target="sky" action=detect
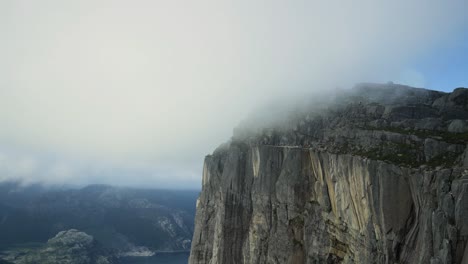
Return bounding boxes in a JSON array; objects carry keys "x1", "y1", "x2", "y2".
[{"x1": 0, "y1": 0, "x2": 467, "y2": 189}]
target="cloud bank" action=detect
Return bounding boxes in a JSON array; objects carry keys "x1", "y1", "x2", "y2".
[{"x1": 0, "y1": 0, "x2": 466, "y2": 188}]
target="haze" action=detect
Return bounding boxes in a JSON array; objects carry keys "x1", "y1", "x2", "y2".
[{"x1": 0, "y1": 0, "x2": 467, "y2": 188}]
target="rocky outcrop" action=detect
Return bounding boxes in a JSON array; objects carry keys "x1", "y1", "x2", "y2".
[
  {"x1": 189, "y1": 84, "x2": 468, "y2": 264},
  {"x1": 2, "y1": 230, "x2": 117, "y2": 264}
]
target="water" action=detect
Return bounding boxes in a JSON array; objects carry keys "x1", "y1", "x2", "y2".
[{"x1": 120, "y1": 252, "x2": 189, "y2": 264}]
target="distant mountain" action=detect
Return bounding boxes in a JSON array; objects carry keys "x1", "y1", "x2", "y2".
[{"x1": 0, "y1": 183, "x2": 198, "y2": 257}]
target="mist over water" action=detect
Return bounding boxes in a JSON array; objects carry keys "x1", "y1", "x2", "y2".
[{"x1": 0, "y1": 0, "x2": 467, "y2": 187}]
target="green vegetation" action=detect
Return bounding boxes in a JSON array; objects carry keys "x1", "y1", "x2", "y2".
[
  {"x1": 331, "y1": 126, "x2": 467, "y2": 168},
  {"x1": 334, "y1": 137, "x2": 463, "y2": 168},
  {"x1": 353, "y1": 142, "x2": 423, "y2": 167},
  {"x1": 353, "y1": 144, "x2": 462, "y2": 168},
  {"x1": 363, "y1": 126, "x2": 468, "y2": 144},
  {"x1": 426, "y1": 152, "x2": 461, "y2": 168}
]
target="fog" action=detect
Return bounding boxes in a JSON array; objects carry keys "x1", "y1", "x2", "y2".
[{"x1": 0, "y1": 0, "x2": 466, "y2": 188}]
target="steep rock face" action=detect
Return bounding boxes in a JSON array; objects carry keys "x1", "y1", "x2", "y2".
[{"x1": 189, "y1": 84, "x2": 468, "y2": 264}]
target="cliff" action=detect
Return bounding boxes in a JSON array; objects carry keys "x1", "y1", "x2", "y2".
[{"x1": 189, "y1": 84, "x2": 468, "y2": 264}]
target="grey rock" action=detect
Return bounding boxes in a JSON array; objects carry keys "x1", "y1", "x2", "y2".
[
  {"x1": 424, "y1": 138, "x2": 448, "y2": 162},
  {"x1": 462, "y1": 243, "x2": 468, "y2": 264},
  {"x1": 415, "y1": 118, "x2": 443, "y2": 131},
  {"x1": 463, "y1": 148, "x2": 468, "y2": 167},
  {"x1": 448, "y1": 88, "x2": 468, "y2": 108},
  {"x1": 48, "y1": 229, "x2": 94, "y2": 247},
  {"x1": 189, "y1": 84, "x2": 468, "y2": 264},
  {"x1": 454, "y1": 179, "x2": 468, "y2": 237},
  {"x1": 4, "y1": 230, "x2": 116, "y2": 264},
  {"x1": 448, "y1": 120, "x2": 468, "y2": 133}
]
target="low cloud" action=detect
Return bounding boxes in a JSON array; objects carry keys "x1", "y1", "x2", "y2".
[{"x1": 0, "y1": 0, "x2": 466, "y2": 188}]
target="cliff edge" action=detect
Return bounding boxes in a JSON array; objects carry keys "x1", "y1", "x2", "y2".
[{"x1": 189, "y1": 83, "x2": 468, "y2": 264}]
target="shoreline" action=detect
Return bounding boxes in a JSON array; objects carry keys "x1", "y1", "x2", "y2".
[{"x1": 121, "y1": 250, "x2": 190, "y2": 258}]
